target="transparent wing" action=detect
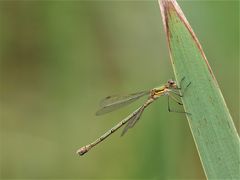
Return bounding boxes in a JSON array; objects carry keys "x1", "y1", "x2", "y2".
[
  {"x1": 96, "y1": 91, "x2": 149, "y2": 116},
  {"x1": 121, "y1": 106, "x2": 145, "y2": 136}
]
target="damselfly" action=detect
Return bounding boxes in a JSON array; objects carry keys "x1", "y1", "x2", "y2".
[{"x1": 77, "y1": 78, "x2": 190, "y2": 156}]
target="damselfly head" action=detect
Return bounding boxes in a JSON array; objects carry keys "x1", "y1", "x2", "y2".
[{"x1": 167, "y1": 79, "x2": 177, "y2": 89}]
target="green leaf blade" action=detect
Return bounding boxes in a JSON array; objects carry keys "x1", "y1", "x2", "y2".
[{"x1": 159, "y1": 0, "x2": 240, "y2": 179}]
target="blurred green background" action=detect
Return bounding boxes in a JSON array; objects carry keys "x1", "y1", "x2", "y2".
[{"x1": 0, "y1": 1, "x2": 239, "y2": 179}]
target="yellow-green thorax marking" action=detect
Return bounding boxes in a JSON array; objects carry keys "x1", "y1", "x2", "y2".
[{"x1": 151, "y1": 79, "x2": 178, "y2": 99}]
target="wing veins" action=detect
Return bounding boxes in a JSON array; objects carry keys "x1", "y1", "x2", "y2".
[
  {"x1": 121, "y1": 106, "x2": 145, "y2": 136},
  {"x1": 96, "y1": 91, "x2": 149, "y2": 115}
]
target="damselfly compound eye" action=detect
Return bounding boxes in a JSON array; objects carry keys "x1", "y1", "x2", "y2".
[{"x1": 168, "y1": 80, "x2": 175, "y2": 84}]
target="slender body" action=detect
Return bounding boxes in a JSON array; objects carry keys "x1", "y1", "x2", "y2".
[{"x1": 77, "y1": 79, "x2": 183, "y2": 156}]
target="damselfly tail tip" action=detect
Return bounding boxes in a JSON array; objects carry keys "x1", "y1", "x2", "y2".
[{"x1": 76, "y1": 145, "x2": 91, "y2": 156}]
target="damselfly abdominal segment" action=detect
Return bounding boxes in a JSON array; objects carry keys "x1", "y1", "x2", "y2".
[{"x1": 77, "y1": 78, "x2": 190, "y2": 156}]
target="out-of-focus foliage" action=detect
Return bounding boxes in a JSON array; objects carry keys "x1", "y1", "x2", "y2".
[{"x1": 0, "y1": 1, "x2": 238, "y2": 179}]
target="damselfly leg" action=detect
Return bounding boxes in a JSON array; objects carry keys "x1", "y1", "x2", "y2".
[{"x1": 167, "y1": 77, "x2": 191, "y2": 114}]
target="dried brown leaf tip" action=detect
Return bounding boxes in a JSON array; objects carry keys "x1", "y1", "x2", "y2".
[{"x1": 158, "y1": 0, "x2": 215, "y2": 79}]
